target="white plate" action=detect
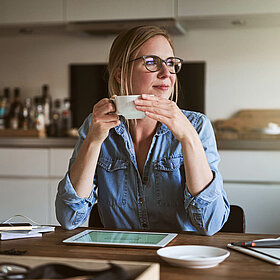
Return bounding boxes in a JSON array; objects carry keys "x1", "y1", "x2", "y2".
[{"x1": 157, "y1": 245, "x2": 230, "y2": 269}]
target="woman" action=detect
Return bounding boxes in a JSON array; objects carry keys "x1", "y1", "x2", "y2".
[{"x1": 56, "y1": 25, "x2": 229, "y2": 235}]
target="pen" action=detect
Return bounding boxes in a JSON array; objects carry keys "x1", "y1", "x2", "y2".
[{"x1": 231, "y1": 240, "x2": 280, "y2": 248}]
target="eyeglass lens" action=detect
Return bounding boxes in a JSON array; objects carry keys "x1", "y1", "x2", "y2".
[{"x1": 143, "y1": 56, "x2": 182, "y2": 74}]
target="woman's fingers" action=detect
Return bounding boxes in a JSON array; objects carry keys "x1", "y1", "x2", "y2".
[
  {"x1": 135, "y1": 96, "x2": 177, "y2": 118},
  {"x1": 92, "y1": 98, "x2": 118, "y2": 121},
  {"x1": 93, "y1": 98, "x2": 116, "y2": 114}
]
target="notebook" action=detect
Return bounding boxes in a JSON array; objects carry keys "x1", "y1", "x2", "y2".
[{"x1": 227, "y1": 243, "x2": 280, "y2": 265}]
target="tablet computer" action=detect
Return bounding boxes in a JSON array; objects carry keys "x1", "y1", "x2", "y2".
[{"x1": 63, "y1": 229, "x2": 177, "y2": 248}]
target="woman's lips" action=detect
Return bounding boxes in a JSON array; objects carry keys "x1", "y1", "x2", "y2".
[{"x1": 153, "y1": 85, "x2": 170, "y2": 91}]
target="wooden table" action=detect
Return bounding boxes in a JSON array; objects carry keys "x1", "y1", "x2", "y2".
[{"x1": 1, "y1": 227, "x2": 279, "y2": 279}]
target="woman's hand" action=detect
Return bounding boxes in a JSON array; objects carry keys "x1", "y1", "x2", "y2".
[
  {"x1": 134, "y1": 94, "x2": 193, "y2": 142},
  {"x1": 87, "y1": 98, "x2": 120, "y2": 143}
]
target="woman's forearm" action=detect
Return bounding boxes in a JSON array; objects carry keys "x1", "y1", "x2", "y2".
[
  {"x1": 181, "y1": 132, "x2": 213, "y2": 197},
  {"x1": 69, "y1": 137, "x2": 102, "y2": 198}
]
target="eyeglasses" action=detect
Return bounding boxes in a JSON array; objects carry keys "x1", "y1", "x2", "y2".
[{"x1": 129, "y1": 55, "x2": 183, "y2": 74}]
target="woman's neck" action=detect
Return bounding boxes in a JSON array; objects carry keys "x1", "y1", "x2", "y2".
[
  {"x1": 129, "y1": 118, "x2": 158, "y2": 177},
  {"x1": 129, "y1": 118, "x2": 158, "y2": 144}
]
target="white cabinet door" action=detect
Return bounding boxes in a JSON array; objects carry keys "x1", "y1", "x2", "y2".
[
  {"x1": 0, "y1": 0, "x2": 64, "y2": 24},
  {"x1": 0, "y1": 148, "x2": 48, "y2": 177},
  {"x1": 49, "y1": 148, "x2": 73, "y2": 178},
  {"x1": 224, "y1": 183, "x2": 280, "y2": 234},
  {"x1": 66, "y1": 0, "x2": 175, "y2": 22},
  {"x1": 0, "y1": 178, "x2": 49, "y2": 225},
  {"x1": 219, "y1": 150, "x2": 280, "y2": 183},
  {"x1": 177, "y1": 0, "x2": 280, "y2": 17},
  {"x1": 49, "y1": 179, "x2": 60, "y2": 226}
]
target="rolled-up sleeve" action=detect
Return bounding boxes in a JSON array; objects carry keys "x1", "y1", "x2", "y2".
[
  {"x1": 184, "y1": 114, "x2": 230, "y2": 236},
  {"x1": 55, "y1": 114, "x2": 97, "y2": 230}
]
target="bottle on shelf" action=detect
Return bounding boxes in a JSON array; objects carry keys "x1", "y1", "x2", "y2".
[
  {"x1": 41, "y1": 84, "x2": 52, "y2": 130},
  {"x1": 0, "y1": 96, "x2": 4, "y2": 129},
  {"x1": 34, "y1": 96, "x2": 45, "y2": 133},
  {"x1": 3, "y1": 87, "x2": 11, "y2": 128},
  {"x1": 61, "y1": 98, "x2": 72, "y2": 137},
  {"x1": 8, "y1": 87, "x2": 23, "y2": 130},
  {"x1": 49, "y1": 98, "x2": 62, "y2": 137},
  {"x1": 22, "y1": 97, "x2": 33, "y2": 130}
]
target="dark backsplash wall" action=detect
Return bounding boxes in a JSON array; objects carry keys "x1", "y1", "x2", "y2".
[{"x1": 70, "y1": 62, "x2": 205, "y2": 128}]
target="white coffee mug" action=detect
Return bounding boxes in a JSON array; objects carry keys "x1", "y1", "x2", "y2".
[{"x1": 111, "y1": 95, "x2": 146, "y2": 119}]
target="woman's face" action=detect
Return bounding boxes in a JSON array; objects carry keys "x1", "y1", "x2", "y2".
[{"x1": 130, "y1": 35, "x2": 176, "y2": 99}]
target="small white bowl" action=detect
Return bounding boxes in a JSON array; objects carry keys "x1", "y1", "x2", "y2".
[{"x1": 157, "y1": 245, "x2": 230, "y2": 269}]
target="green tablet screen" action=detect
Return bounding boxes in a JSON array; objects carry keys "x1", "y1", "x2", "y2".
[{"x1": 75, "y1": 231, "x2": 167, "y2": 245}]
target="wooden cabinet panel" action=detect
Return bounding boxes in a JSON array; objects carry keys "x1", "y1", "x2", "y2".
[
  {"x1": 66, "y1": 0, "x2": 175, "y2": 21},
  {"x1": 0, "y1": 148, "x2": 48, "y2": 177}
]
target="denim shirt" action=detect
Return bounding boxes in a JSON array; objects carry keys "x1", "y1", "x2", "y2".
[{"x1": 56, "y1": 110, "x2": 229, "y2": 235}]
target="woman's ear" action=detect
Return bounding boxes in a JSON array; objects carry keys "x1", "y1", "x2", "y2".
[{"x1": 114, "y1": 68, "x2": 121, "y2": 84}]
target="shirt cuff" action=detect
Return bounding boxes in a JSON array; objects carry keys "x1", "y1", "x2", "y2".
[
  {"x1": 184, "y1": 170, "x2": 221, "y2": 208},
  {"x1": 57, "y1": 172, "x2": 95, "y2": 211}
]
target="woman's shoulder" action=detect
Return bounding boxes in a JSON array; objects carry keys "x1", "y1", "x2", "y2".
[
  {"x1": 77, "y1": 113, "x2": 92, "y2": 138},
  {"x1": 181, "y1": 109, "x2": 209, "y2": 125}
]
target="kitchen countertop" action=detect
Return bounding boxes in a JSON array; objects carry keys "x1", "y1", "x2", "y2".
[
  {"x1": 0, "y1": 137, "x2": 280, "y2": 150},
  {"x1": 0, "y1": 137, "x2": 78, "y2": 148},
  {"x1": 217, "y1": 139, "x2": 280, "y2": 150}
]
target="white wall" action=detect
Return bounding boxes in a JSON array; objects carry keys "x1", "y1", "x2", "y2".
[{"x1": 0, "y1": 26, "x2": 280, "y2": 120}]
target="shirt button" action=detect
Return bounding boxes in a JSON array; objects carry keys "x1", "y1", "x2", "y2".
[{"x1": 142, "y1": 176, "x2": 148, "y2": 184}]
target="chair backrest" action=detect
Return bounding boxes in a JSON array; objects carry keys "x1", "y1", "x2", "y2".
[
  {"x1": 89, "y1": 203, "x2": 246, "y2": 233},
  {"x1": 220, "y1": 205, "x2": 246, "y2": 233},
  {"x1": 89, "y1": 203, "x2": 104, "y2": 228}
]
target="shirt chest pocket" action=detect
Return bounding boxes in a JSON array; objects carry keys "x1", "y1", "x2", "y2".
[
  {"x1": 153, "y1": 157, "x2": 185, "y2": 205},
  {"x1": 97, "y1": 157, "x2": 129, "y2": 205},
  {"x1": 98, "y1": 157, "x2": 128, "y2": 172},
  {"x1": 154, "y1": 157, "x2": 183, "y2": 171}
]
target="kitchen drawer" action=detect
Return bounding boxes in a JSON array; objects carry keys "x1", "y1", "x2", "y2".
[
  {"x1": 224, "y1": 183, "x2": 280, "y2": 234},
  {"x1": 0, "y1": 178, "x2": 49, "y2": 225},
  {"x1": 0, "y1": 148, "x2": 48, "y2": 177},
  {"x1": 219, "y1": 150, "x2": 280, "y2": 182},
  {"x1": 49, "y1": 148, "x2": 73, "y2": 177}
]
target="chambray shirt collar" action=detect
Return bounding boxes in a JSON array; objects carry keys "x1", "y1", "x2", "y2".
[{"x1": 113, "y1": 117, "x2": 169, "y2": 136}]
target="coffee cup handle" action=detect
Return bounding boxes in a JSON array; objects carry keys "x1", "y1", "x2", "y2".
[{"x1": 109, "y1": 95, "x2": 119, "y2": 115}]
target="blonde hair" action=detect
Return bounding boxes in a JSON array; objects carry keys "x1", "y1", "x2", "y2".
[{"x1": 107, "y1": 25, "x2": 178, "y2": 103}]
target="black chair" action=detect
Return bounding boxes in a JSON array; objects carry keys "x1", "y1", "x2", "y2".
[
  {"x1": 220, "y1": 205, "x2": 246, "y2": 233},
  {"x1": 89, "y1": 203, "x2": 246, "y2": 233},
  {"x1": 89, "y1": 203, "x2": 104, "y2": 228}
]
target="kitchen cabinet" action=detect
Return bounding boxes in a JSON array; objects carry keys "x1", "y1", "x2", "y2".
[
  {"x1": 0, "y1": 0, "x2": 64, "y2": 24},
  {"x1": 65, "y1": 0, "x2": 175, "y2": 21},
  {"x1": 177, "y1": 0, "x2": 280, "y2": 17},
  {"x1": 0, "y1": 148, "x2": 48, "y2": 177},
  {"x1": 0, "y1": 178, "x2": 49, "y2": 224},
  {"x1": 219, "y1": 150, "x2": 280, "y2": 234},
  {"x1": 0, "y1": 147, "x2": 89, "y2": 226}
]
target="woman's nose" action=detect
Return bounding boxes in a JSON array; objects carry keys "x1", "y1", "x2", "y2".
[{"x1": 157, "y1": 62, "x2": 170, "y2": 78}]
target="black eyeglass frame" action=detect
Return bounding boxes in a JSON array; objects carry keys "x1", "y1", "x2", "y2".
[{"x1": 129, "y1": 55, "x2": 183, "y2": 74}]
